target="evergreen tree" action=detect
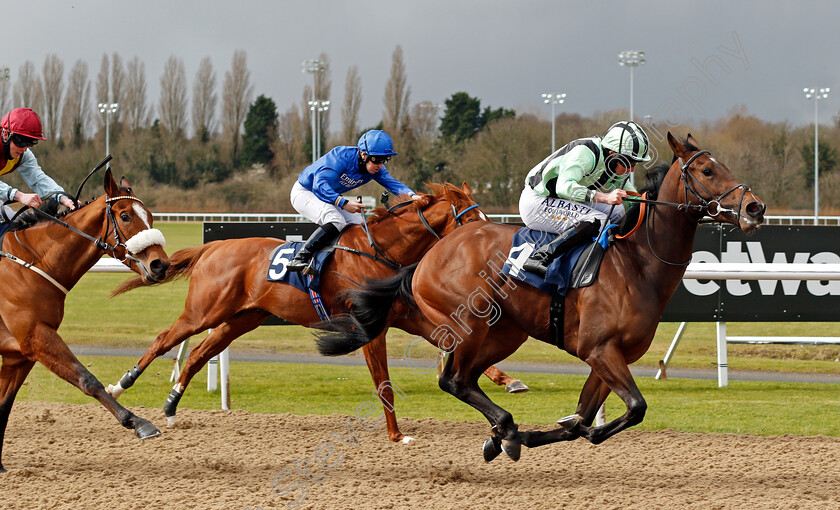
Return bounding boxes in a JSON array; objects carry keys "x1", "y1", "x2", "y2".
[
  {"x1": 242, "y1": 94, "x2": 279, "y2": 167},
  {"x1": 439, "y1": 92, "x2": 481, "y2": 143}
]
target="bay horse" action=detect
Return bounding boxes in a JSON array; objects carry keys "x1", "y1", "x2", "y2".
[
  {"x1": 316, "y1": 134, "x2": 766, "y2": 460},
  {"x1": 0, "y1": 168, "x2": 170, "y2": 472},
  {"x1": 107, "y1": 182, "x2": 524, "y2": 443}
]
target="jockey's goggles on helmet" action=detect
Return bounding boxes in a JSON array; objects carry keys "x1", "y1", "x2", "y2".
[
  {"x1": 10, "y1": 134, "x2": 37, "y2": 148},
  {"x1": 368, "y1": 155, "x2": 390, "y2": 165}
]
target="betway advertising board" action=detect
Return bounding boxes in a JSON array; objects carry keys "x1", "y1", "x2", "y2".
[{"x1": 661, "y1": 225, "x2": 840, "y2": 322}]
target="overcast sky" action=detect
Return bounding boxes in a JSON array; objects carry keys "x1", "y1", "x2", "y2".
[{"x1": 8, "y1": 0, "x2": 840, "y2": 138}]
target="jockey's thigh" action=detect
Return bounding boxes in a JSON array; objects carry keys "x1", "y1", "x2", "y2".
[
  {"x1": 291, "y1": 182, "x2": 362, "y2": 230},
  {"x1": 519, "y1": 186, "x2": 624, "y2": 238}
]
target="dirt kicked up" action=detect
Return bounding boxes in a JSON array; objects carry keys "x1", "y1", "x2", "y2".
[{"x1": 2, "y1": 401, "x2": 839, "y2": 509}]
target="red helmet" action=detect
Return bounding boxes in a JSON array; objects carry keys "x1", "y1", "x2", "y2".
[{"x1": 1, "y1": 107, "x2": 46, "y2": 141}]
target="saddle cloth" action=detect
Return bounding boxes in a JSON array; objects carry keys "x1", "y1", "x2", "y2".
[
  {"x1": 501, "y1": 225, "x2": 615, "y2": 296},
  {"x1": 265, "y1": 242, "x2": 335, "y2": 292}
]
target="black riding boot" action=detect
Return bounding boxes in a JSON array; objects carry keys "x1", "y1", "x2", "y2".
[
  {"x1": 522, "y1": 220, "x2": 600, "y2": 277},
  {"x1": 287, "y1": 223, "x2": 340, "y2": 275}
]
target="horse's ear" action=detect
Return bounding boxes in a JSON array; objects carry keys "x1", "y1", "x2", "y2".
[
  {"x1": 686, "y1": 133, "x2": 699, "y2": 147},
  {"x1": 104, "y1": 168, "x2": 120, "y2": 196},
  {"x1": 667, "y1": 132, "x2": 688, "y2": 159},
  {"x1": 461, "y1": 181, "x2": 473, "y2": 198},
  {"x1": 120, "y1": 176, "x2": 134, "y2": 194}
]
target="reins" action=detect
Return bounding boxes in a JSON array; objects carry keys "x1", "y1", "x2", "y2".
[
  {"x1": 332, "y1": 190, "x2": 480, "y2": 269},
  {"x1": 618, "y1": 149, "x2": 751, "y2": 266}
]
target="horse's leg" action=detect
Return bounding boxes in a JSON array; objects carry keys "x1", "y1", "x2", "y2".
[
  {"x1": 22, "y1": 323, "x2": 160, "y2": 439},
  {"x1": 163, "y1": 310, "x2": 268, "y2": 424},
  {"x1": 0, "y1": 355, "x2": 35, "y2": 473},
  {"x1": 435, "y1": 324, "x2": 528, "y2": 461},
  {"x1": 482, "y1": 365, "x2": 529, "y2": 394},
  {"x1": 520, "y1": 371, "x2": 611, "y2": 449},
  {"x1": 107, "y1": 304, "x2": 234, "y2": 398},
  {"x1": 574, "y1": 345, "x2": 646, "y2": 445},
  {"x1": 360, "y1": 329, "x2": 411, "y2": 443}
]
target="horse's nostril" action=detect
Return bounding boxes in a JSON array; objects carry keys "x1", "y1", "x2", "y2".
[
  {"x1": 746, "y1": 201, "x2": 766, "y2": 218},
  {"x1": 150, "y1": 259, "x2": 167, "y2": 275}
]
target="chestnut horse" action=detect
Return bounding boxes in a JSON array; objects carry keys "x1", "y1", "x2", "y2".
[
  {"x1": 0, "y1": 169, "x2": 170, "y2": 472},
  {"x1": 316, "y1": 134, "x2": 766, "y2": 460},
  {"x1": 107, "y1": 183, "x2": 523, "y2": 443}
]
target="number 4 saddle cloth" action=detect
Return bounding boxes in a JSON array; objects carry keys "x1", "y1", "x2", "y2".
[{"x1": 501, "y1": 225, "x2": 616, "y2": 296}]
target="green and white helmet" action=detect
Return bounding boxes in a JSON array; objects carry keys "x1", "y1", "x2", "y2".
[{"x1": 601, "y1": 121, "x2": 652, "y2": 162}]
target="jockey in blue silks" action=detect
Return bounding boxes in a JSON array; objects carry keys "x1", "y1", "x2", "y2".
[{"x1": 287, "y1": 129, "x2": 420, "y2": 275}]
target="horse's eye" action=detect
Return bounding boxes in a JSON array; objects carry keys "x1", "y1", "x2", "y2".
[
  {"x1": 120, "y1": 212, "x2": 131, "y2": 222},
  {"x1": 702, "y1": 167, "x2": 713, "y2": 177}
]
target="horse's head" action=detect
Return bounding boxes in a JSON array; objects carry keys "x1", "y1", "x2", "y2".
[
  {"x1": 103, "y1": 169, "x2": 170, "y2": 282},
  {"x1": 667, "y1": 132, "x2": 765, "y2": 233},
  {"x1": 421, "y1": 181, "x2": 486, "y2": 236}
]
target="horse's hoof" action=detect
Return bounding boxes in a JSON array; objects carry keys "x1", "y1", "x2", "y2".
[
  {"x1": 482, "y1": 437, "x2": 502, "y2": 462},
  {"x1": 505, "y1": 380, "x2": 530, "y2": 394},
  {"x1": 0, "y1": 464, "x2": 6, "y2": 474},
  {"x1": 134, "y1": 418, "x2": 161, "y2": 440},
  {"x1": 501, "y1": 439, "x2": 521, "y2": 461},
  {"x1": 557, "y1": 414, "x2": 583, "y2": 429},
  {"x1": 166, "y1": 415, "x2": 177, "y2": 427},
  {"x1": 106, "y1": 384, "x2": 124, "y2": 399},
  {"x1": 400, "y1": 436, "x2": 415, "y2": 444}
]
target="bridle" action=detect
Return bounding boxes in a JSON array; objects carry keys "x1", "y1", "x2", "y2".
[
  {"x1": 4, "y1": 193, "x2": 165, "y2": 293},
  {"x1": 332, "y1": 190, "x2": 481, "y2": 268},
  {"x1": 625, "y1": 149, "x2": 751, "y2": 266}
]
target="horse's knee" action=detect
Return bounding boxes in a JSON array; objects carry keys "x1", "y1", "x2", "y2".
[{"x1": 627, "y1": 397, "x2": 647, "y2": 426}]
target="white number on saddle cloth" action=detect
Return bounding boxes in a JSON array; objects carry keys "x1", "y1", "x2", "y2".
[
  {"x1": 268, "y1": 247, "x2": 296, "y2": 280},
  {"x1": 506, "y1": 241, "x2": 536, "y2": 278}
]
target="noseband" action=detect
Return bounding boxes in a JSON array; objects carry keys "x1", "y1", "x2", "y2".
[{"x1": 678, "y1": 150, "x2": 750, "y2": 224}]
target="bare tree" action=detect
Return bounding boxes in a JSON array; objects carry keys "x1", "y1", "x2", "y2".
[
  {"x1": 274, "y1": 104, "x2": 307, "y2": 175},
  {"x1": 61, "y1": 59, "x2": 91, "y2": 147},
  {"x1": 222, "y1": 50, "x2": 254, "y2": 166},
  {"x1": 341, "y1": 65, "x2": 362, "y2": 143},
  {"x1": 0, "y1": 70, "x2": 10, "y2": 114},
  {"x1": 110, "y1": 53, "x2": 125, "y2": 123},
  {"x1": 382, "y1": 45, "x2": 411, "y2": 133},
  {"x1": 158, "y1": 55, "x2": 188, "y2": 136},
  {"x1": 192, "y1": 56, "x2": 217, "y2": 142},
  {"x1": 14, "y1": 61, "x2": 43, "y2": 111},
  {"x1": 41, "y1": 54, "x2": 64, "y2": 140},
  {"x1": 123, "y1": 56, "x2": 151, "y2": 131},
  {"x1": 409, "y1": 101, "x2": 440, "y2": 141},
  {"x1": 95, "y1": 54, "x2": 111, "y2": 130}
]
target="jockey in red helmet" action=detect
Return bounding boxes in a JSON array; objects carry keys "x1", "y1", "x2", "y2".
[{"x1": 0, "y1": 107, "x2": 76, "y2": 212}]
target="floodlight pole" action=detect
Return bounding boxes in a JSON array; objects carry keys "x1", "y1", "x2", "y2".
[
  {"x1": 803, "y1": 87, "x2": 830, "y2": 225},
  {"x1": 541, "y1": 93, "x2": 566, "y2": 153},
  {"x1": 617, "y1": 50, "x2": 646, "y2": 122},
  {"x1": 301, "y1": 59, "x2": 325, "y2": 163},
  {"x1": 97, "y1": 102, "x2": 118, "y2": 168}
]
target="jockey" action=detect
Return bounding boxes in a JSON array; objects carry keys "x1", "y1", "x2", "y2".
[
  {"x1": 287, "y1": 129, "x2": 420, "y2": 275},
  {"x1": 519, "y1": 120, "x2": 652, "y2": 276},
  {"x1": 0, "y1": 107, "x2": 76, "y2": 219}
]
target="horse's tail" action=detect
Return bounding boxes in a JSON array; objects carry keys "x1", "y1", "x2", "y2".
[
  {"x1": 109, "y1": 244, "x2": 214, "y2": 297},
  {"x1": 315, "y1": 263, "x2": 418, "y2": 356}
]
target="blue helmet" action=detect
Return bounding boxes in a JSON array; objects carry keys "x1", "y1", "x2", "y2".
[{"x1": 357, "y1": 130, "x2": 398, "y2": 157}]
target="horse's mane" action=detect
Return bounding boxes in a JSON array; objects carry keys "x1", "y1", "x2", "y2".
[
  {"x1": 362, "y1": 183, "x2": 462, "y2": 227},
  {"x1": 616, "y1": 138, "x2": 699, "y2": 235}
]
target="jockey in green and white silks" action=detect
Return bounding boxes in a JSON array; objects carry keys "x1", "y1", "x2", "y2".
[{"x1": 518, "y1": 121, "x2": 652, "y2": 276}]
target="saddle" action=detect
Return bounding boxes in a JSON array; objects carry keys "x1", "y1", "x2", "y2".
[{"x1": 502, "y1": 226, "x2": 617, "y2": 349}]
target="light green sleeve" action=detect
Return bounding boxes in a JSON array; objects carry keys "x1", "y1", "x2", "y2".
[{"x1": 553, "y1": 145, "x2": 597, "y2": 201}]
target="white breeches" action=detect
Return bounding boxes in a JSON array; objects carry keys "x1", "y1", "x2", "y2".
[
  {"x1": 518, "y1": 186, "x2": 626, "y2": 235},
  {"x1": 290, "y1": 181, "x2": 364, "y2": 231}
]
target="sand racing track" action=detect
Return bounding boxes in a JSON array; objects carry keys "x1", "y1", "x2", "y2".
[{"x1": 2, "y1": 401, "x2": 840, "y2": 509}]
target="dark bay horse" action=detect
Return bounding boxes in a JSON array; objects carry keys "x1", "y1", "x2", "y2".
[
  {"x1": 107, "y1": 183, "x2": 523, "y2": 443},
  {"x1": 316, "y1": 134, "x2": 766, "y2": 460},
  {"x1": 0, "y1": 169, "x2": 170, "y2": 472}
]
